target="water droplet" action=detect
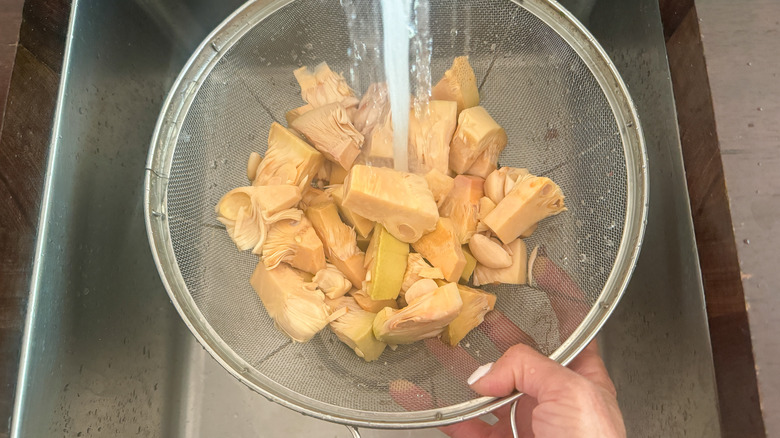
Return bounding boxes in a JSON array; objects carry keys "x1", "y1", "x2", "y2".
[
  {"x1": 210, "y1": 160, "x2": 217, "y2": 169},
  {"x1": 747, "y1": 62, "x2": 753, "y2": 66},
  {"x1": 78, "y1": 107, "x2": 85, "y2": 114},
  {"x1": 607, "y1": 220, "x2": 616, "y2": 229},
  {"x1": 743, "y1": 239, "x2": 750, "y2": 245},
  {"x1": 579, "y1": 254, "x2": 587, "y2": 262}
]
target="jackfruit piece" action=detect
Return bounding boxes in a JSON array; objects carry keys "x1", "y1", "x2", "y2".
[
  {"x1": 247, "y1": 152, "x2": 262, "y2": 181},
  {"x1": 350, "y1": 288, "x2": 399, "y2": 313},
  {"x1": 401, "y1": 253, "x2": 434, "y2": 292},
  {"x1": 520, "y1": 222, "x2": 538, "y2": 238},
  {"x1": 300, "y1": 186, "x2": 332, "y2": 210},
  {"x1": 215, "y1": 186, "x2": 302, "y2": 252},
  {"x1": 483, "y1": 175, "x2": 566, "y2": 244},
  {"x1": 363, "y1": 224, "x2": 409, "y2": 301},
  {"x1": 403, "y1": 278, "x2": 439, "y2": 305},
  {"x1": 342, "y1": 165, "x2": 439, "y2": 243},
  {"x1": 328, "y1": 184, "x2": 374, "y2": 238},
  {"x1": 484, "y1": 167, "x2": 529, "y2": 204},
  {"x1": 424, "y1": 168, "x2": 455, "y2": 208},
  {"x1": 305, "y1": 202, "x2": 366, "y2": 288},
  {"x1": 372, "y1": 282, "x2": 463, "y2": 345},
  {"x1": 285, "y1": 103, "x2": 314, "y2": 126},
  {"x1": 253, "y1": 122, "x2": 324, "y2": 187},
  {"x1": 411, "y1": 218, "x2": 466, "y2": 282},
  {"x1": 262, "y1": 217, "x2": 326, "y2": 275},
  {"x1": 449, "y1": 106, "x2": 507, "y2": 174},
  {"x1": 352, "y1": 82, "x2": 389, "y2": 135},
  {"x1": 473, "y1": 238, "x2": 528, "y2": 286},
  {"x1": 356, "y1": 112, "x2": 395, "y2": 168},
  {"x1": 466, "y1": 134, "x2": 507, "y2": 178},
  {"x1": 291, "y1": 102, "x2": 364, "y2": 170},
  {"x1": 327, "y1": 296, "x2": 387, "y2": 362},
  {"x1": 329, "y1": 163, "x2": 349, "y2": 185},
  {"x1": 441, "y1": 284, "x2": 496, "y2": 346},
  {"x1": 293, "y1": 62, "x2": 359, "y2": 109},
  {"x1": 439, "y1": 174, "x2": 484, "y2": 244},
  {"x1": 356, "y1": 232, "x2": 372, "y2": 252},
  {"x1": 250, "y1": 262, "x2": 330, "y2": 343},
  {"x1": 431, "y1": 56, "x2": 479, "y2": 113},
  {"x1": 468, "y1": 233, "x2": 512, "y2": 269},
  {"x1": 313, "y1": 263, "x2": 352, "y2": 299},
  {"x1": 408, "y1": 100, "x2": 457, "y2": 174},
  {"x1": 460, "y1": 246, "x2": 477, "y2": 283}
]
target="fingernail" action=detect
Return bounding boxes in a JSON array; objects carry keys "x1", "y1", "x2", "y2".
[{"x1": 467, "y1": 362, "x2": 494, "y2": 385}]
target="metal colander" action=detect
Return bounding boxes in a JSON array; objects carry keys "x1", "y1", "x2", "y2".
[{"x1": 144, "y1": 0, "x2": 647, "y2": 431}]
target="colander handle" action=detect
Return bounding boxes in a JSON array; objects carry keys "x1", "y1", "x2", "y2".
[{"x1": 346, "y1": 425, "x2": 361, "y2": 437}]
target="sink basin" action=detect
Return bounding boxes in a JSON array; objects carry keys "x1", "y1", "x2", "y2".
[{"x1": 11, "y1": 0, "x2": 721, "y2": 437}]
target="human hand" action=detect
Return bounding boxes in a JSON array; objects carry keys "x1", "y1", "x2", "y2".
[{"x1": 440, "y1": 341, "x2": 625, "y2": 438}]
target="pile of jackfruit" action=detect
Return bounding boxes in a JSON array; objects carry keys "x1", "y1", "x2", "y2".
[{"x1": 215, "y1": 57, "x2": 566, "y2": 361}]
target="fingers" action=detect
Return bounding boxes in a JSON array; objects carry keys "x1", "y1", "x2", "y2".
[
  {"x1": 469, "y1": 343, "x2": 587, "y2": 402},
  {"x1": 388, "y1": 379, "x2": 434, "y2": 411},
  {"x1": 567, "y1": 341, "x2": 617, "y2": 397}
]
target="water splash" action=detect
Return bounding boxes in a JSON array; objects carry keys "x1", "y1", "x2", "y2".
[{"x1": 380, "y1": 0, "x2": 411, "y2": 172}]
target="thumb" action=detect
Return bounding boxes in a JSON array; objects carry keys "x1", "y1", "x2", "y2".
[{"x1": 468, "y1": 343, "x2": 586, "y2": 402}]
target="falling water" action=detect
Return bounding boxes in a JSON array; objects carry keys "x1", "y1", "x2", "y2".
[{"x1": 380, "y1": 0, "x2": 411, "y2": 172}]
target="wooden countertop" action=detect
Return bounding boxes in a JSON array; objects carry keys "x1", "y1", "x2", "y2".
[{"x1": 0, "y1": 0, "x2": 774, "y2": 437}]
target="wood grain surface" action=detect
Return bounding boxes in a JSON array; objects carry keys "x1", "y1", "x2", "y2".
[
  {"x1": 665, "y1": 6, "x2": 765, "y2": 437},
  {"x1": 693, "y1": 1, "x2": 780, "y2": 436},
  {"x1": 0, "y1": 1, "x2": 70, "y2": 436}
]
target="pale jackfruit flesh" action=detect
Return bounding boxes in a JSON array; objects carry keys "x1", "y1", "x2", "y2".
[
  {"x1": 305, "y1": 202, "x2": 366, "y2": 288},
  {"x1": 408, "y1": 100, "x2": 457, "y2": 174},
  {"x1": 460, "y1": 246, "x2": 477, "y2": 283},
  {"x1": 430, "y1": 56, "x2": 479, "y2": 113},
  {"x1": 438, "y1": 174, "x2": 485, "y2": 244},
  {"x1": 327, "y1": 184, "x2": 374, "y2": 238},
  {"x1": 356, "y1": 111, "x2": 395, "y2": 168},
  {"x1": 253, "y1": 122, "x2": 324, "y2": 187},
  {"x1": 363, "y1": 224, "x2": 409, "y2": 301},
  {"x1": 352, "y1": 82, "x2": 389, "y2": 135},
  {"x1": 293, "y1": 62, "x2": 359, "y2": 109},
  {"x1": 473, "y1": 238, "x2": 528, "y2": 286},
  {"x1": 411, "y1": 218, "x2": 466, "y2": 283},
  {"x1": 247, "y1": 152, "x2": 262, "y2": 181},
  {"x1": 313, "y1": 263, "x2": 352, "y2": 299},
  {"x1": 285, "y1": 103, "x2": 314, "y2": 126},
  {"x1": 403, "y1": 278, "x2": 439, "y2": 306},
  {"x1": 401, "y1": 253, "x2": 438, "y2": 292},
  {"x1": 342, "y1": 165, "x2": 439, "y2": 243},
  {"x1": 449, "y1": 106, "x2": 508, "y2": 174},
  {"x1": 441, "y1": 284, "x2": 496, "y2": 346},
  {"x1": 263, "y1": 217, "x2": 326, "y2": 275},
  {"x1": 327, "y1": 296, "x2": 387, "y2": 361},
  {"x1": 483, "y1": 174, "x2": 566, "y2": 244},
  {"x1": 424, "y1": 168, "x2": 455, "y2": 208},
  {"x1": 291, "y1": 102, "x2": 364, "y2": 170},
  {"x1": 250, "y1": 262, "x2": 331, "y2": 343},
  {"x1": 468, "y1": 233, "x2": 512, "y2": 269},
  {"x1": 300, "y1": 186, "x2": 332, "y2": 210},
  {"x1": 466, "y1": 135, "x2": 506, "y2": 178},
  {"x1": 350, "y1": 288, "x2": 399, "y2": 313},
  {"x1": 373, "y1": 282, "x2": 463, "y2": 345}
]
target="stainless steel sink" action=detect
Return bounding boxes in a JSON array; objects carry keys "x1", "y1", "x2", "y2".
[{"x1": 10, "y1": 0, "x2": 721, "y2": 436}]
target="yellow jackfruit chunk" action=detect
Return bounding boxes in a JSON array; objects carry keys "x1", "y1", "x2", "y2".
[
  {"x1": 401, "y1": 253, "x2": 437, "y2": 292},
  {"x1": 372, "y1": 282, "x2": 463, "y2": 345},
  {"x1": 285, "y1": 103, "x2": 314, "y2": 126},
  {"x1": 293, "y1": 62, "x2": 359, "y2": 109},
  {"x1": 431, "y1": 56, "x2": 479, "y2": 113},
  {"x1": 263, "y1": 217, "x2": 326, "y2": 275},
  {"x1": 449, "y1": 106, "x2": 507, "y2": 174},
  {"x1": 466, "y1": 133, "x2": 507, "y2": 178},
  {"x1": 412, "y1": 218, "x2": 466, "y2": 283},
  {"x1": 329, "y1": 164, "x2": 349, "y2": 185},
  {"x1": 408, "y1": 100, "x2": 457, "y2": 174},
  {"x1": 328, "y1": 184, "x2": 374, "y2": 238},
  {"x1": 356, "y1": 112, "x2": 395, "y2": 168},
  {"x1": 349, "y1": 288, "x2": 399, "y2": 313},
  {"x1": 253, "y1": 122, "x2": 324, "y2": 187},
  {"x1": 305, "y1": 202, "x2": 366, "y2": 288},
  {"x1": 483, "y1": 167, "x2": 529, "y2": 204},
  {"x1": 250, "y1": 262, "x2": 330, "y2": 343},
  {"x1": 473, "y1": 238, "x2": 528, "y2": 286},
  {"x1": 313, "y1": 264, "x2": 352, "y2": 299},
  {"x1": 300, "y1": 186, "x2": 332, "y2": 210},
  {"x1": 439, "y1": 174, "x2": 485, "y2": 244},
  {"x1": 327, "y1": 296, "x2": 387, "y2": 361},
  {"x1": 460, "y1": 246, "x2": 477, "y2": 283},
  {"x1": 441, "y1": 284, "x2": 496, "y2": 346},
  {"x1": 342, "y1": 165, "x2": 439, "y2": 243},
  {"x1": 483, "y1": 175, "x2": 566, "y2": 244},
  {"x1": 363, "y1": 224, "x2": 409, "y2": 301},
  {"x1": 291, "y1": 102, "x2": 364, "y2": 170},
  {"x1": 352, "y1": 82, "x2": 389, "y2": 135},
  {"x1": 424, "y1": 169, "x2": 455, "y2": 208}
]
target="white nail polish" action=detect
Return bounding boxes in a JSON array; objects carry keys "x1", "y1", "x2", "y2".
[{"x1": 467, "y1": 362, "x2": 494, "y2": 385}]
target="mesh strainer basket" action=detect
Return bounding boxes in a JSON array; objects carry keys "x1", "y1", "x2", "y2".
[{"x1": 144, "y1": 0, "x2": 648, "y2": 432}]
